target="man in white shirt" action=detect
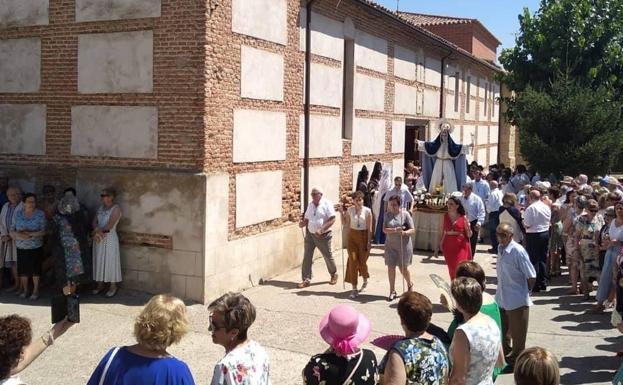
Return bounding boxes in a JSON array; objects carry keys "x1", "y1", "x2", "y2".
[
  {"x1": 298, "y1": 187, "x2": 338, "y2": 288},
  {"x1": 523, "y1": 190, "x2": 551, "y2": 292},
  {"x1": 384, "y1": 176, "x2": 414, "y2": 212},
  {"x1": 486, "y1": 180, "x2": 504, "y2": 253},
  {"x1": 460, "y1": 181, "x2": 486, "y2": 258}
]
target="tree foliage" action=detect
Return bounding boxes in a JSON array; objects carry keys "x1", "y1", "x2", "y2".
[
  {"x1": 499, "y1": 0, "x2": 623, "y2": 174},
  {"x1": 516, "y1": 79, "x2": 622, "y2": 177}
]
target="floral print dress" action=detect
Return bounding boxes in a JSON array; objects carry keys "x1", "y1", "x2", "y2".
[
  {"x1": 575, "y1": 213, "x2": 605, "y2": 281},
  {"x1": 379, "y1": 336, "x2": 449, "y2": 385},
  {"x1": 211, "y1": 340, "x2": 270, "y2": 385},
  {"x1": 303, "y1": 349, "x2": 378, "y2": 385}
]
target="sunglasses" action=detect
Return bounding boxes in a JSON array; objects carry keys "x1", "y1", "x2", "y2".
[
  {"x1": 100, "y1": 194, "x2": 110, "y2": 198},
  {"x1": 208, "y1": 315, "x2": 226, "y2": 332},
  {"x1": 589, "y1": 209, "x2": 599, "y2": 213}
]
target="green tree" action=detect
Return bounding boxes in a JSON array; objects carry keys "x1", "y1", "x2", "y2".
[
  {"x1": 515, "y1": 79, "x2": 623, "y2": 177},
  {"x1": 500, "y1": 0, "x2": 623, "y2": 98},
  {"x1": 499, "y1": 0, "x2": 623, "y2": 173}
]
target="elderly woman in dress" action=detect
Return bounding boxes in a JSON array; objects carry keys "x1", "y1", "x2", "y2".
[
  {"x1": 92, "y1": 188, "x2": 122, "y2": 298},
  {"x1": 209, "y1": 292, "x2": 270, "y2": 385},
  {"x1": 0, "y1": 187, "x2": 22, "y2": 292},
  {"x1": 575, "y1": 199, "x2": 604, "y2": 298},
  {"x1": 87, "y1": 294, "x2": 194, "y2": 385}
]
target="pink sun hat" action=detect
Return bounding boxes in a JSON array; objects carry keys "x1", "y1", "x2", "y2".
[{"x1": 319, "y1": 304, "x2": 371, "y2": 356}]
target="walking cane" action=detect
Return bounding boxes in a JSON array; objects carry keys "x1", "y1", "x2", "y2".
[
  {"x1": 399, "y1": 209, "x2": 406, "y2": 294},
  {"x1": 341, "y1": 217, "x2": 346, "y2": 290}
]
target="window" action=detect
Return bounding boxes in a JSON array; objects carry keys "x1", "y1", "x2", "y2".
[
  {"x1": 342, "y1": 38, "x2": 354, "y2": 139},
  {"x1": 466, "y1": 76, "x2": 471, "y2": 114},
  {"x1": 454, "y1": 71, "x2": 460, "y2": 113}
]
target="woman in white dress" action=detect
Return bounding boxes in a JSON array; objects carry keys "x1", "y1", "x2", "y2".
[
  {"x1": 0, "y1": 187, "x2": 22, "y2": 292},
  {"x1": 92, "y1": 188, "x2": 122, "y2": 298},
  {"x1": 449, "y1": 277, "x2": 505, "y2": 385}
]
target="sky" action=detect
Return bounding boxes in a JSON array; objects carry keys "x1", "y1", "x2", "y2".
[{"x1": 375, "y1": 0, "x2": 542, "y2": 57}]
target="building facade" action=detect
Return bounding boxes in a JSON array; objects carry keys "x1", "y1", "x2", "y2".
[{"x1": 0, "y1": 0, "x2": 503, "y2": 303}]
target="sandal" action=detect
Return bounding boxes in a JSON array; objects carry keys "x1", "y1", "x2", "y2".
[
  {"x1": 407, "y1": 282, "x2": 414, "y2": 292},
  {"x1": 105, "y1": 287, "x2": 118, "y2": 298},
  {"x1": 387, "y1": 291, "x2": 397, "y2": 302},
  {"x1": 29, "y1": 292, "x2": 39, "y2": 301},
  {"x1": 359, "y1": 281, "x2": 368, "y2": 293},
  {"x1": 349, "y1": 290, "x2": 359, "y2": 299}
]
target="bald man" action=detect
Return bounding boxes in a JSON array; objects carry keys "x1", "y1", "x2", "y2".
[{"x1": 523, "y1": 190, "x2": 551, "y2": 293}]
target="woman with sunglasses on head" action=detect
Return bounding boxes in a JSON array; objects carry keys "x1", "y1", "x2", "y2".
[
  {"x1": 209, "y1": 292, "x2": 270, "y2": 385},
  {"x1": 575, "y1": 199, "x2": 604, "y2": 299},
  {"x1": 92, "y1": 188, "x2": 122, "y2": 298}
]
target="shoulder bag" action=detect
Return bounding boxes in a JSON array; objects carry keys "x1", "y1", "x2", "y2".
[{"x1": 98, "y1": 347, "x2": 120, "y2": 385}]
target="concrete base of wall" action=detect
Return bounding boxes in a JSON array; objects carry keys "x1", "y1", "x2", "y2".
[{"x1": 0, "y1": 165, "x2": 343, "y2": 304}]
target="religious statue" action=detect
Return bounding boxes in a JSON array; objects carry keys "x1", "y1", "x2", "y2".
[{"x1": 417, "y1": 119, "x2": 472, "y2": 194}]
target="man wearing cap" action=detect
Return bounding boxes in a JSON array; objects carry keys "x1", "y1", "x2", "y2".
[
  {"x1": 460, "y1": 181, "x2": 485, "y2": 257},
  {"x1": 605, "y1": 176, "x2": 623, "y2": 200},
  {"x1": 298, "y1": 187, "x2": 338, "y2": 288},
  {"x1": 523, "y1": 190, "x2": 551, "y2": 292}
]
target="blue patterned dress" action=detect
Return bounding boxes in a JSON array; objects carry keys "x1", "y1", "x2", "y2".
[{"x1": 380, "y1": 336, "x2": 449, "y2": 385}]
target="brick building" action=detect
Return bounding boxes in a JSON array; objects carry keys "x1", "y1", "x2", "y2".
[{"x1": 0, "y1": 0, "x2": 505, "y2": 303}]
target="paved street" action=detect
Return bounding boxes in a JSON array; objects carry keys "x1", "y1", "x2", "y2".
[{"x1": 1, "y1": 244, "x2": 620, "y2": 385}]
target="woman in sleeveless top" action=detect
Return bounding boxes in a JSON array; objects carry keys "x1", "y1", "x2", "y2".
[
  {"x1": 440, "y1": 196, "x2": 472, "y2": 280},
  {"x1": 449, "y1": 277, "x2": 504, "y2": 385},
  {"x1": 92, "y1": 187, "x2": 122, "y2": 298}
]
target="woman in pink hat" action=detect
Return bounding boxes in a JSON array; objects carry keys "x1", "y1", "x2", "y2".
[{"x1": 302, "y1": 305, "x2": 378, "y2": 385}]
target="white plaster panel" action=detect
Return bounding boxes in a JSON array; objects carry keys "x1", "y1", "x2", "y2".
[
  {"x1": 480, "y1": 81, "x2": 489, "y2": 120},
  {"x1": 394, "y1": 83, "x2": 417, "y2": 115},
  {"x1": 445, "y1": 93, "x2": 459, "y2": 119},
  {"x1": 0, "y1": 0, "x2": 48, "y2": 27},
  {"x1": 489, "y1": 126, "x2": 499, "y2": 144},
  {"x1": 75, "y1": 0, "x2": 160, "y2": 22},
  {"x1": 355, "y1": 30, "x2": 387, "y2": 73},
  {"x1": 71, "y1": 106, "x2": 157, "y2": 158},
  {"x1": 78, "y1": 30, "x2": 153, "y2": 93},
  {"x1": 354, "y1": 73, "x2": 385, "y2": 112},
  {"x1": 392, "y1": 120, "x2": 405, "y2": 153},
  {"x1": 491, "y1": 103, "x2": 499, "y2": 120},
  {"x1": 493, "y1": 82, "x2": 500, "y2": 99},
  {"x1": 310, "y1": 63, "x2": 342, "y2": 108},
  {"x1": 423, "y1": 88, "x2": 440, "y2": 117},
  {"x1": 308, "y1": 165, "x2": 340, "y2": 204},
  {"x1": 394, "y1": 45, "x2": 416, "y2": 81},
  {"x1": 462, "y1": 125, "x2": 476, "y2": 145},
  {"x1": 352, "y1": 118, "x2": 385, "y2": 156},
  {"x1": 299, "y1": 9, "x2": 344, "y2": 61},
  {"x1": 298, "y1": 114, "x2": 342, "y2": 159},
  {"x1": 240, "y1": 46, "x2": 284, "y2": 101},
  {"x1": 477, "y1": 126, "x2": 489, "y2": 145},
  {"x1": 392, "y1": 158, "x2": 404, "y2": 180},
  {"x1": 424, "y1": 56, "x2": 441, "y2": 86},
  {"x1": 232, "y1": 0, "x2": 287, "y2": 45},
  {"x1": 477, "y1": 147, "x2": 488, "y2": 165},
  {"x1": 489, "y1": 146, "x2": 498, "y2": 165},
  {"x1": 0, "y1": 38, "x2": 40, "y2": 93},
  {"x1": 233, "y1": 109, "x2": 286, "y2": 163},
  {"x1": 0, "y1": 104, "x2": 46, "y2": 155},
  {"x1": 236, "y1": 171, "x2": 283, "y2": 227},
  {"x1": 477, "y1": 77, "x2": 486, "y2": 98}
]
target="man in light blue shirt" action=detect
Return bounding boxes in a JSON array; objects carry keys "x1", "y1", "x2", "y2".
[
  {"x1": 460, "y1": 182, "x2": 485, "y2": 257},
  {"x1": 473, "y1": 169, "x2": 490, "y2": 203},
  {"x1": 495, "y1": 223, "x2": 536, "y2": 369}
]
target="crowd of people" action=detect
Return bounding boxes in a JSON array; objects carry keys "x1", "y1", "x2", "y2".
[{"x1": 0, "y1": 175, "x2": 123, "y2": 300}]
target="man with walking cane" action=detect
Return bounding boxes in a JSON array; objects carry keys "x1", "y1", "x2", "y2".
[
  {"x1": 298, "y1": 187, "x2": 338, "y2": 288},
  {"x1": 383, "y1": 195, "x2": 415, "y2": 301}
]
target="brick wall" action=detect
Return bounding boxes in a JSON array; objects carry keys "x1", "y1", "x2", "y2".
[{"x1": 0, "y1": 0, "x2": 208, "y2": 171}]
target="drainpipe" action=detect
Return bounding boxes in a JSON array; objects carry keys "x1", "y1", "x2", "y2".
[
  {"x1": 439, "y1": 51, "x2": 453, "y2": 119},
  {"x1": 303, "y1": 0, "x2": 317, "y2": 211}
]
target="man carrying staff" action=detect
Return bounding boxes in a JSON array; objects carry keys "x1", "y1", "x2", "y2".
[{"x1": 298, "y1": 187, "x2": 338, "y2": 288}]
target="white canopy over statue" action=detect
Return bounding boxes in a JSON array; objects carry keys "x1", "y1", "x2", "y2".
[{"x1": 416, "y1": 119, "x2": 472, "y2": 194}]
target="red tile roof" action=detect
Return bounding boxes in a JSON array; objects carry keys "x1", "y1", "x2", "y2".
[
  {"x1": 398, "y1": 11, "x2": 473, "y2": 26},
  {"x1": 349, "y1": 0, "x2": 503, "y2": 70}
]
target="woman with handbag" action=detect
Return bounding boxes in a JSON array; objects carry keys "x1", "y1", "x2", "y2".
[
  {"x1": 87, "y1": 294, "x2": 194, "y2": 385},
  {"x1": 440, "y1": 196, "x2": 472, "y2": 280},
  {"x1": 302, "y1": 304, "x2": 378, "y2": 385}
]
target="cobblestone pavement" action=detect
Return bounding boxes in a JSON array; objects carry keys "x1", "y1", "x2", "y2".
[{"x1": 1, "y1": 244, "x2": 619, "y2": 384}]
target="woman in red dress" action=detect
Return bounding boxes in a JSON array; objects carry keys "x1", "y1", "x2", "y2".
[{"x1": 440, "y1": 196, "x2": 472, "y2": 280}]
